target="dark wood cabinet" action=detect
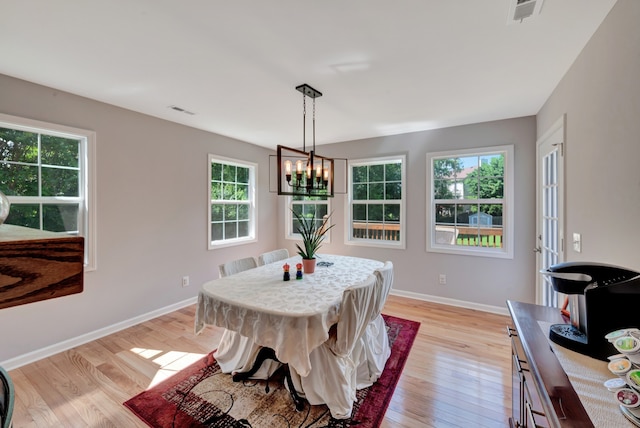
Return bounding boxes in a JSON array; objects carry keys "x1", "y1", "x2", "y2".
[
  {"x1": 0, "y1": 224, "x2": 84, "y2": 309},
  {"x1": 507, "y1": 300, "x2": 594, "y2": 428}
]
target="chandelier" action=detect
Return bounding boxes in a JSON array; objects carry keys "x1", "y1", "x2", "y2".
[{"x1": 277, "y1": 84, "x2": 334, "y2": 197}]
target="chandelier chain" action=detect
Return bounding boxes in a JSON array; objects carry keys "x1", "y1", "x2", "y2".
[{"x1": 302, "y1": 90, "x2": 307, "y2": 152}]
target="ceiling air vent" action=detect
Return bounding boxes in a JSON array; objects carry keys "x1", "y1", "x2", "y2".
[
  {"x1": 169, "y1": 105, "x2": 195, "y2": 115},
  {"x1": 507, "y1": 0, "x2": 544, "y2": 24}
]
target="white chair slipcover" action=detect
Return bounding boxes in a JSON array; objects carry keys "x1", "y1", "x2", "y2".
[
  {"x1": 257, "y1": 248, "x2": 289, "y2": 266},
  {"x1": 355, "y1": 261, "x2": 394, "y2": 388},
  {"x1": 214, "y1": 256, "x2": 281, "y2": 379},
  {"x1": 218, "y1": 256, "x2": 257, "y2": 277},
  {"x1": 288, "y1": 274, "x2": 379, "y2": 419}
]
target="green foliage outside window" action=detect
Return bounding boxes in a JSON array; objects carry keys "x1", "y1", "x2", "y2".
[
  {"x1": 353, "y1": 162, "x2": 402, "y2": 202},
  {"x1": 431, "y1": 152, "x2": 506, "y2": 249},
  {"x1": 211, "y1": 163, "x2": 249, "y2": 201},
  {"x1": 291, "y1": 198, "x2": 328, "y2": 233},
  {"x1": 351, "y1": 159, "x2": 403, "y2": 241},
  {"x1": 432, "y1": 158, "x2": 464, "y2": 199},
  {"x1": 433, "y1": 154, "x2": 505, "y2": 221},
  {"x1": 0, "y1": 127, "x2": 81, "y2": 233},
  {"x1": 210, "y1": 161, "x2": 251, "y2": 242},
  {"x1": 463, "y1": 155, "x2": 504, "y2": 216}
]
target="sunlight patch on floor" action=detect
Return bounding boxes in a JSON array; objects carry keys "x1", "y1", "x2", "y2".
[
  {"x1": 130, "y1": 347, "x2": 163, "y2": 359},
  {"x1": 129, "y1": 348, "x2": 207, "y2": 387}
]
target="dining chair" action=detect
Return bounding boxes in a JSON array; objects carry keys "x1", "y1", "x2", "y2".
[
  {"x1": 218, "y1": 256, "x2": 257, "y2": 277},
  {"x1": 257, "y1": 248, "x2": 289, "y2": 266},
  {"x1": 215, "y1": 256, "x2": 281, "y2": 380},
  {"x1": 288, "y1": 274, "x2": 379, "y2": 419},
  {"x1": 0, "y1": 365, "x2": 14, "y2": 428},
  {"x1": 355, "y1": 261, "x2": 394, "y2": 389}
]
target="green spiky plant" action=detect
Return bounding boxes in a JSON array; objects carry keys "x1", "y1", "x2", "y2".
[{"x1": 292, "y1": 209, "x2": 334, "y2": 259}]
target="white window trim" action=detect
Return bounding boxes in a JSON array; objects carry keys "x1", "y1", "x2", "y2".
[
  {"x1": 284, "y1": 196, "x2": 332, "y2": 244},
  {"x1": 0, "y1": 113, "x2": 97, "y2": 271},
  {"x1": 208, "y1": 154, "x2": 257, "y2": 250},
  {"x1": 345, "y1": 154, "x2": 406, "y2": 249},
  {"x1": 426, "y1": 144, "x2": 514, "y2": 259}
]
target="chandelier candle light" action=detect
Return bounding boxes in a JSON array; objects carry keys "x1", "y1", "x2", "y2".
[{"x1": 277, "y1": 84, "x2": 334, "y2": 197}]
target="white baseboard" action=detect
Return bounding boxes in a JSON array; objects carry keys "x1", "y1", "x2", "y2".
[
  {"x1": 1, "y1": 297, "x2": 198, "y2": 371},
  {"x1": 389, "y1": 289, "x2": 509, "y2": 316}
]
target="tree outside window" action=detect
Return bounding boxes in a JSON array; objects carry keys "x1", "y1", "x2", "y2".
[
  {"x1": 0, "y1": 128, "x2": 80, "y2": 232},
  {"x1": 209, "y1": 155, "x2": 256, "y2": 248},
  {"x1": 347, "y1": 156, "x2": 405, "y2": 248},
  {"x1": 428, "y1": 146, "x2": 513, "y2": 259},
  {"x1": 288, "y1": 194, "x2": 329, "y2": 242},
  {"x1": 0, "y1": 113, "x2": 96, "y2": 269}
]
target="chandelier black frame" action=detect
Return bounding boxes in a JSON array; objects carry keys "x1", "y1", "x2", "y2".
[{"x1": 277, "y1": 84, "x2": 335, "y2": 197}]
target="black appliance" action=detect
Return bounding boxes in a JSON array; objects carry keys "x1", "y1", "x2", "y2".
[{"x1": 541, "y1": 261, "x2": 640, "y2": 360}]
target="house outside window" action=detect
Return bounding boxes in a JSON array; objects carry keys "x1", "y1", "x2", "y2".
[
  {"x1": 286, "y1": 195, "x2": 330, "y2": 243},
  {"x1": 427, "y1": 145, "x2": 514, "y2": 259},
  {"x1": 346, "y1": 155, "x2": 406, "y2": 249},
  {"x1": 0, "y1": 113, "x2": 97, "y2": 270},
  {"x1": 208, "y1": 154, "x2": 256, "y2": 249}
]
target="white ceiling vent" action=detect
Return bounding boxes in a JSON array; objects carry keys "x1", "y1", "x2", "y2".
[
  {"x1": 507, "y1": 0, "x2": 544, "y2": 24},
  {"x1": 169, "y1": 105, "x2": 195, "y2": 115}
]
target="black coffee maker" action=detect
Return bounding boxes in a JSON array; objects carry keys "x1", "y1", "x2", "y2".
[{"x1": 541, "y1": 261, "x2": 640, "y2": 360}]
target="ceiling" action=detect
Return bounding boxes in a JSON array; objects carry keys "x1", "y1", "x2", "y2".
[{"x1": 1, "y1": 0, "x2": 617, "y2": 149}]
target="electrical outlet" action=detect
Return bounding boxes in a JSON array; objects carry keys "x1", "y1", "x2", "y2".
[
  {"x1": 439, "y1": 274, "x2": 446, "y2": 285},
  {"x1": 182, "y1": 276, "x2": 190, "y2": 287}
]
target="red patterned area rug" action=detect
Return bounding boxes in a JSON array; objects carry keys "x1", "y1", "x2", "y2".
[{"x1": 124, "y1": 314, "x2": 420, "y2": 428}]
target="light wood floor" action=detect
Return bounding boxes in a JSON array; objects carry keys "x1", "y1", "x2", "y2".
[{"x1": 9, "y1": 295, "x2": 513, "y2": 427}]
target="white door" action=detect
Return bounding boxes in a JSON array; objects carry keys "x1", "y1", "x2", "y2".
[{"x1": 536, "y1": 116, "x2": 565, "y2": 307}]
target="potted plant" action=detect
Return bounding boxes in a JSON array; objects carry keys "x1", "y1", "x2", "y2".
[{"x1": 292, "y1": 209, "x2": 334, "y2": 273}]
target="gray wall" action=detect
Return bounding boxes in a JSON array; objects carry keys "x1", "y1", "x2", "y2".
[
  {"x1": 0, "y1": 74, "x2": 278, "y2": 363},
  {"x1": 0, "y1": 73, "x2": 537, "y2": 365},
  {"x1": 537, "y1": 0, "x2": 640, "y2": 271},
  {"x1": 3, "y1": 0, "x2": 635, "y2": 365},
  {"x1": 277, "y1": 118, "x2": 538, "y2": 309}
]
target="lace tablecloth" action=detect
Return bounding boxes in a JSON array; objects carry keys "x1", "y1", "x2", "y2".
[{"x1": 195, "y1": 254, "x2": 384, "y2": 376}]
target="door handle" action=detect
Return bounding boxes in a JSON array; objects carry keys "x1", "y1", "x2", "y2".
[{"x1": 533, "y1": 247, "x2": 541, "y2": 253}]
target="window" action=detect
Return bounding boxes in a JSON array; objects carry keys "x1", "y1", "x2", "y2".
[
  {"x1": 208, "y1": 154, "x2": 256, "y2": 249},
  {"x1": 0, "y1": 113, "x2": 96, "y2": 270},
  {"x1": 427, "y1": 145, "x2": 514, "y2": 259},
  {"x1": 286, "y1": 195, "x2": 330, "y2": 242},
  {"x1": 347, "y1": 155, "x2": 406, "y2": 248}
]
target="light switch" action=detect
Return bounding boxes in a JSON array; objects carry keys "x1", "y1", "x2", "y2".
[{"x1": 573, "y1": 233, "x2": 581, "y2": 253}]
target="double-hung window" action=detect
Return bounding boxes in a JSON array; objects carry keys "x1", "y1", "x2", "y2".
[
  {"x1": 0, "y1": 113, "x2": 96, "y2": 270},
  {"x1": 286, "y1": 195, "x2": 330, "y2": 242},
  {"x1": 347, "y1": 155, "x2": 406, "y2": 248},
  {"x1": 208, "y1": 154, "x2": 256, "y2": 249},
  {"x1": 427, "y1": 145, "x2": 514, "y2": 258}
]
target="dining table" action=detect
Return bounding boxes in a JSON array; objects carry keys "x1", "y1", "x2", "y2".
[{"x1": 194, "y1": 254, "x2": 384, "y2": 377}]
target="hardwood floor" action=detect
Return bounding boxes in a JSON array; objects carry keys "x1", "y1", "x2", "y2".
[
  {"x1": 380, "y1": 297, "x2": 512, "y2": 428},
  {"x1": 9, "y1": 295, "x2": 512, "y2": 427}
]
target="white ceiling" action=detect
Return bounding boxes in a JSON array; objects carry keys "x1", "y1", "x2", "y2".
[{"x1": 1, "y1": 0, "x2": 617, "y2": 149}]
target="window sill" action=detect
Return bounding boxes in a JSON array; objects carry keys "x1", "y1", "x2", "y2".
[
  {"x1": 345, "y1": 238, "x2": 405, "y2": 250},
  {"x1": 209, "y1": 237, "x2": 257, "y2": 250},
  {"x1": 427, "y1": 244, "x2": 513, "y2": 259}
]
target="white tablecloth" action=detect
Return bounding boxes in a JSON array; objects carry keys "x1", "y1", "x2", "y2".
[{"x1": 195, "y1": 254, "x2": 384, "y2": 377}]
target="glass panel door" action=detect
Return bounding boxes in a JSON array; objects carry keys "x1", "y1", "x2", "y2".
[{"x1": 537, "y1": 117, "x2": 565, "y2": 307}]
